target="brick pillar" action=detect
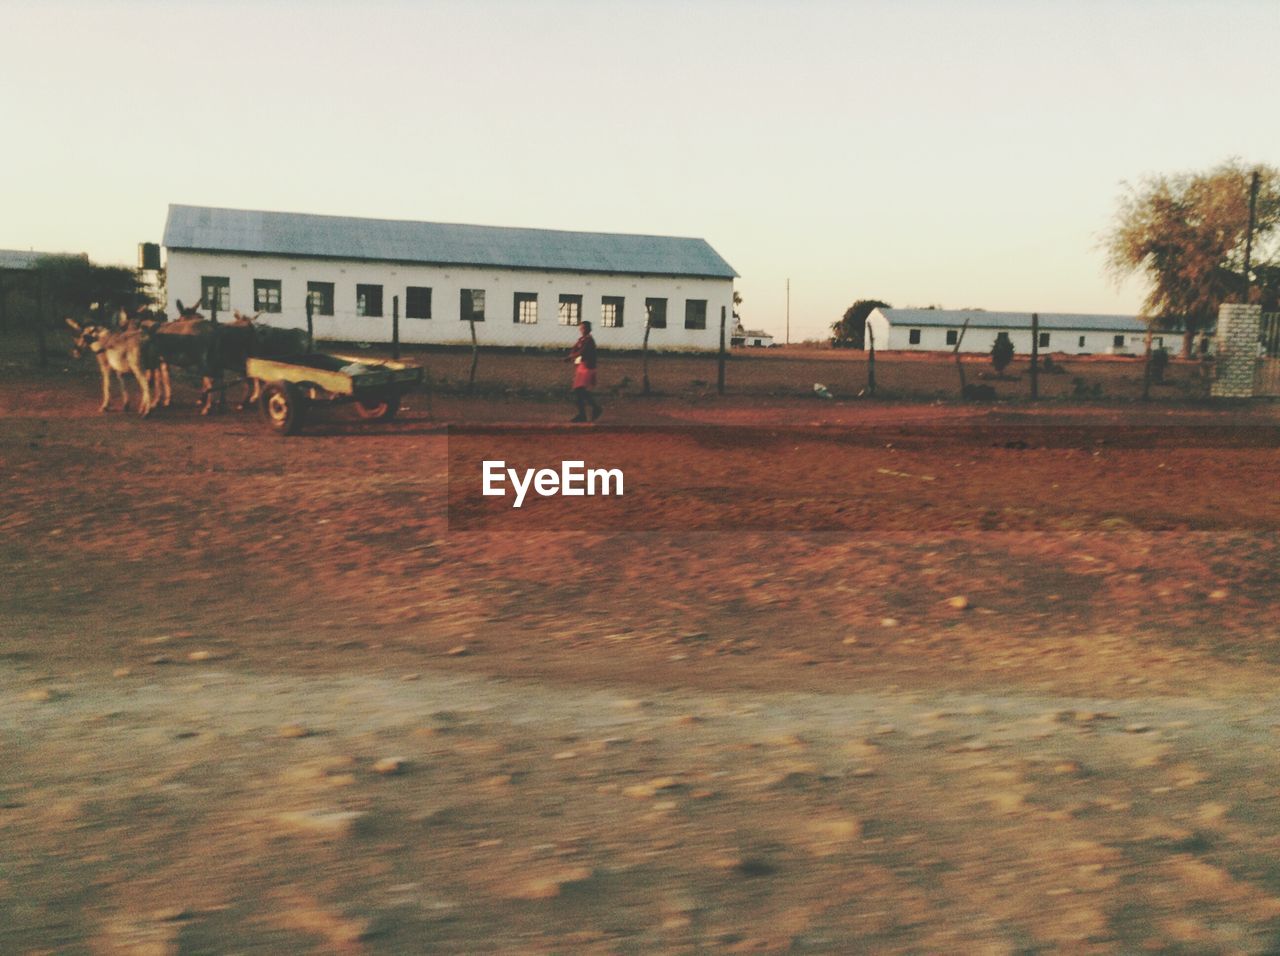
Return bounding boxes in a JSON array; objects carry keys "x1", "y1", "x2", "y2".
[{"x1": 1210, "y1": 303, "x2": 1262, "y2": 399}]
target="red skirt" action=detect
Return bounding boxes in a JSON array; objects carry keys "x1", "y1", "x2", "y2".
[{"x1": 572, "y1": 364, "x2": 597, "y2": 389}]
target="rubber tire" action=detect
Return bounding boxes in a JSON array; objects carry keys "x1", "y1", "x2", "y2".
[
  {"x1": 260, "y1": 381, "x2": 307, "y2": 435},
  {"x1": 353, "y1": 391, "x2": 400, "y2": 422}
]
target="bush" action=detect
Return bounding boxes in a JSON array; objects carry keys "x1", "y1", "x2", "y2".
[{"x1": 991, "y1": 333, "x2": 1014, "y2": 375}]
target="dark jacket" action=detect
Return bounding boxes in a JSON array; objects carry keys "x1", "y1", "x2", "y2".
[{"x1": 569, "y1": 333, "x2": 597, "y2": 369}]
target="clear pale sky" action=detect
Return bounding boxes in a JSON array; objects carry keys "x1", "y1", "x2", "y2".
[{"x1": 2, "y1": 0, "x2": 1277, "y2": 340}]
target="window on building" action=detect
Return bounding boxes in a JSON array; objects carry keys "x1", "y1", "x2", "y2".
[
  {"x1": 201, "y1": 276, "x2": 230, "y2": 314},
  {"x1": 1038, "y1": 331, "x2": 1050, "y2": 348},
  {"x1": 945, "y1": 329, "x2": 958, "y2": 345},
  {"x1": 645, "y1": 297, "x2": 667, "y2": 329},
  {"x1": 405, "y1": 286, "x2": 432, "y2": 319},
  {"x1": 601, "y1": 296, "x2": 624, "y2": 328},
  {"x1": 306, "y1": 281, "x2": 334, "y2": 316},
  {"x1": 1078, "y1": 335, "x2": 1086, "y2": 348},
  {"x1": 558, "y1": 293, "x2": 583, "y2": 326},
  {"x1": 461, "y1": 289, "x2": 485, "y2": 321},
  {"x1": 253, "y1": 279, "x2": 282, "y2": 313},
  {"x1": 356, "y1": 284, "x2": 383, "y2": 317},
  {"x1": 1114, "y1": 334, "x2": 1126, "y2": 347},
  {"x1": 684, "y1": 299, "x2": 707, "y2": 330},
  {"x1": 513, "y1": 292, "x2": 538, "y2": 324},
  {"x1": 908, "y1": 328, "x2": 922, "y2": 345}
]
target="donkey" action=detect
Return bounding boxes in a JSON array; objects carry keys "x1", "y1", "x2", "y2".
[
  {"x1": 65, "y1": 318, "x2": 157, "y2": 416},
  {"x1": 150, "y1": 301, "x2": 307, "y2": 413}
]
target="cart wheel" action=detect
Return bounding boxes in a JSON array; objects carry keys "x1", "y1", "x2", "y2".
[
  {"x1": 260, "y1": 381, "x2": 307, "y2": 435},
  {"x1": 353, "y1": 391, "x2": 400, "y2": 422}
]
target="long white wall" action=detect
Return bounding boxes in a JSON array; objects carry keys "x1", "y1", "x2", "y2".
[
  {"x1": 865, "y1": 310, "x2": 1171, "y2": 355},
  {"x1": 166, "y1": 250, "x2": 734, "y2": 350}
]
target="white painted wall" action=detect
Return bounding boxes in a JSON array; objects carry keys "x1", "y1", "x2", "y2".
[
  {"x1": 864, "y1": 309, "x2": 1168, "y2": 355},
  {"x1": 165, "y1": 250, "x2": 734, "y2": 350}
]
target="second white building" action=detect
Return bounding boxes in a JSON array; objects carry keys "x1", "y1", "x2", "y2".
[{"x1": 865, "y1": 308, "x2": 1183, "y2": 355}]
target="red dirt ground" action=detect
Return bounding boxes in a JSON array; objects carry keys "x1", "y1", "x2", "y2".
[{"x1": 3, "y1": 356, "x2": 1280, "y2": 953}]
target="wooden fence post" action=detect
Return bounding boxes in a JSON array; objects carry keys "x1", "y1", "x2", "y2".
[
  {"x1": 642, "y1": 313, "x2": 652, "y2": 396},
  {"x1": 717, "y1": 305, "x2": 726, "y2": 395},
  {"x1": 1030, "y1": 313, "x2": 1039, "y2": 400},
  {"x1": 35, "y1": 271, "x2": 47, "y2": 367},
  {"x1": 305, "y1": 297, "x2": 314, "y2": 354},
  {"x1": 866, "y1": 323, "x2": 876, "y2": 396},
  {"x1": 392, "y1": 295, "x2": 400, "y2": 360},
  {"x1": 1141, "y1": 325, "x2": 1153, "y2": 402},
  {"x1": 953, "y1": 317, "x2": 971, "y2": 397},
  {"x1": 468, "y1": 318, "x2": 479, "y2": 390}
]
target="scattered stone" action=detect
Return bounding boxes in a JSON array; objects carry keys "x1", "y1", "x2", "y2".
[
  {"x1": 373, "y1": 757, "x2": 407, "y2": 775},
  {"x1": 112, "y1": 668, "x2": 131, "y2": 678},
  {"x1": 623, "y1": 777, "x2": 682, "y2": 799},
  {"x1": 507, "y1": 867, "x2": 594, "y2": 900},
  {"x1": 1197, "y1": 802, "x2": 1229, "y2": 824},
  {"x1": 187, "y1": 650, "x2": 216, "y2": 662},
  {"x1": 278, "y1": 723, "x2": 312, "y2": 739},
  {"x1": 948, "y1": 739, "x2": 991, "y2": 752},
  {"x1": 401, "y1": 673, "x2": 421, "y2": 682},
  {"x1": 841, "y1": 636, "x2": 859, "y2": 645},
  {"x1": 22, "y1": 688, "x2": 55, "y2": 703},
  {"x1": 986, "y1": 790, "x2": 1027, "y2": 814},
  {"x1": 946, "y1": 595, "x2": 971, "y2": 611},
  {"x1": 279, "y1": 756, "x2": 358, "y2": 787},
  {"x1": 879, "y1": 618, "x2": 899, "y2": 628},
  {"x1": 873, "y1": 724, "x2": 896, "y2": 735},
  {"x1": 446, "y1": 645, "x2": 469, "y2": 657},
  {"x1": 552, "y1": 750, "x2": 578, "y2": 761},
  {"x1": 147, "y1": 655, "x2": 172, "y2": 666},
  {"x1": 1208, "y1": 589, "x2": 1229, "y2": 601},
  {"x1": 801, "y1": 817, "x2": 862, "y2": 855},
  {"x1": 274, "y1": 810, "x2": 366, "y2": 839},
  {"x1": 1124, "y1": 723, "x2": 1153, "y2": 734}
]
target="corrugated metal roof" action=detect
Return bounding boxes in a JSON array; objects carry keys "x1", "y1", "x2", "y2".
[
  {"x1": 163, "y1": 205, "x2": 738, "y2": 279},
  {"x1": 881, "y1": 308, "x2": 1152, "y2": 333},
  {"x1": 0, "y1": 249, "x2": 85, "y2": 270}
]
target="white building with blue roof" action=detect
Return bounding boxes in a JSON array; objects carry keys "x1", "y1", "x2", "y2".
[
  {"x1": 162, "y1": 205, "x2": 737, "y2": 350},
  {"x1": 865, "y1": 307, "x2": 1185, "y2": 356}
]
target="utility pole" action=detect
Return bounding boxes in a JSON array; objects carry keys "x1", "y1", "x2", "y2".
[
  {"x1": 1243, "y1": 168, "x2": 1261, "y2": 301},
  {"x1": 786, "y1": 278, "x2": 790, "y2": 346}
]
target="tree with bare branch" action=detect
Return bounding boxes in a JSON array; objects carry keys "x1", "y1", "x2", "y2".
[{"x1": 1105, "y1": 160, "x2": 1280, "y2": 356}]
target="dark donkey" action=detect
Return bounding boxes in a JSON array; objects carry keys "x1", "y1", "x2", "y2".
[{"x1": 149, "y1": 301, "x2": 307, "y2": 414}]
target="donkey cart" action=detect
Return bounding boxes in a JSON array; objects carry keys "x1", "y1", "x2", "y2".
[{"x1": 246, "y1": 353, "x2": 424, "y2": 435}]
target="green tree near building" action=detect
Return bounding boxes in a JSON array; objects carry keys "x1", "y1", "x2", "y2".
[{"x1": 831, "y1": 299, "x2": 890, "y2": 349}]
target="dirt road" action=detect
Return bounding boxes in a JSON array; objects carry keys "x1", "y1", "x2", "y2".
[{"x1": 3, "y1": 366, "x2": 1280, "y2": 952}]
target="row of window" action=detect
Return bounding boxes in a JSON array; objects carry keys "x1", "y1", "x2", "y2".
[
  {"x1": 908, "y1": 328, "x2": 1140, "y2": 349},
  {"x1": 200, "y1": 276, "x2": 710, "y2": 329}
]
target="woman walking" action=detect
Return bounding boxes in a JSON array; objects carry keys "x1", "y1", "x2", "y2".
[{"x1": 567, "y1": 320, "x2": 602, "y2": 422}]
